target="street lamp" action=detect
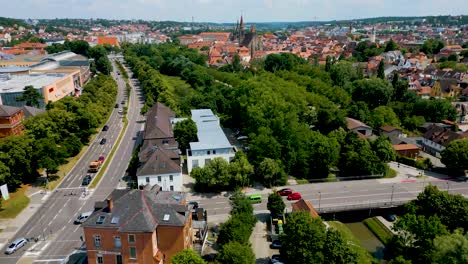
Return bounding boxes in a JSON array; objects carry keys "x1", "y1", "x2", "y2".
[
  {"x1": 318, "y1": 191, "x2": 322, "y2": 213},
  {"x1": 390, "y1": 184, "x2": 395, "y2": 205},
  {"x1": 446, "y1": 182, "x2": 450, "y2": 193}
]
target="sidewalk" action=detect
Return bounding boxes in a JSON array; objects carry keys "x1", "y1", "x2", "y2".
[{"x1": 0, "y1": 187, "x2": 50, "y2": 249}]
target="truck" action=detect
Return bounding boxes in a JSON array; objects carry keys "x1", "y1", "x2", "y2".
[{"x1": 89, "y1": 155, "x2": 105, "y2": 172}]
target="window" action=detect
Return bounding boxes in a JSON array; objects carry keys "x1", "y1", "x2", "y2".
[
  {"x1": 207, "y1": 150, "x2": 210, "y2": 155},
  {"x1": 129, "y1": 247, "x2": 137, "y2": 259},
  {"x1": 169, "y1": 175, "x2": 173, "y2": 182},
  {"x1": 205, "y1": 158, "x2": 211, "y2": 165},
  {"x1": 116, "y1": 255, "x2": 122, "y2": 264},
  {"x1": 146, "y1": 177, "x2": 150, "y2": 183},
  {"x1": 128, "y1": 234, "x2": 135, "y2": 243},
  {"x1": 94, "y1": 235, "x2": 102, "y2": 247},
  {"x1": 170, "y1": 185, "x2": 174, "y2": 191},
  {"x1": 97, "y1": 255, "x2": 103, "y2": 264},
  {"x1": 96, "y1": 216, "x2": 106, "y2": 224},
  {"x1": 114, "y1": 236, "x2": 121, "y2": 249},
  {"x1": 192, "y1": 159, "x2": 199, "y2": 168},
  {"x1": 213, "y1": 150, "x2": 216, "y2": 154},
  {"x1": 157, "y1": 176, "x2": 161, "y2": 182}
]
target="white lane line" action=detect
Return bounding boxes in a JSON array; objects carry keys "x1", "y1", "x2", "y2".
[
  {"x1": 52, "y1": 214, "x2": 58, "y2": 221},
  {"x1": 33, "y1": 259, "x2": 64, "y2": 263},
  {"x1": 73, "y1": 225, "x2": 80, "y2": 233}
]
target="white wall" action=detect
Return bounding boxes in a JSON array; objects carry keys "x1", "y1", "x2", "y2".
[
  {"x1": 137, "y1": 172, "x2": 183, "y2": 192},
  {"x1": 187, "y1": 152, "x2": 235, "y2": 174},
  {"x1": 422, "y1": 138, "x2": 444, "y2": 158}
]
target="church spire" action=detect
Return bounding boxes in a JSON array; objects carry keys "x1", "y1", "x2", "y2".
[
  {"x1": 240, "y1": 15, "x2": 244, "y2": 32},
  {"x1": 251, "y1": 24, "x2": 256, "y2": 33}
]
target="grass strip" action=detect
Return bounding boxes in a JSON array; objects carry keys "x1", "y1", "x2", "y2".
[
  {"x1": 363, "y1": 217, "x2": 393, "y2": 245},
  {"x1": 0, "y1": 185, "x2": 31, "y2": 218}
]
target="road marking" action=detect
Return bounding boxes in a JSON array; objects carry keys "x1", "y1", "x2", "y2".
[
  {"x1": 73, "y1": 225, "x2": 80, "y2": 233},
  {"x1": 215, "y1": 201, "x2": 226, "y2": 204},
  {"x1": 33, "y1": 259, "x2": 64, "y2": 262}
]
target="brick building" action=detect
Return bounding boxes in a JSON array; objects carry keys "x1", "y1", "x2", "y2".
[
  {"x1": 0, "y1": 105, "x2": 24, "y2": 138},
  {"x1": 82, "y1": 188, "x2": 193, "y2": 264}
]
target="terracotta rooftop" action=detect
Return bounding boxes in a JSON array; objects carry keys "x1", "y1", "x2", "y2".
[
  {"x1": 291, "y1": 199, "x2": 319, "y2": 217},
  {"x1": 393, "y1": 144, "x2": 419, "y2": 151}
]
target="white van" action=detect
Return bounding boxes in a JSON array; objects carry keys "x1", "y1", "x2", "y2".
[{"x1": 74, "y1": 211, "x2": 93, "y2": 224}]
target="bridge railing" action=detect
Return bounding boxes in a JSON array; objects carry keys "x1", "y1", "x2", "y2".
[{"x1": 317, "y1": 199, "x2": 408, "y2": 213}]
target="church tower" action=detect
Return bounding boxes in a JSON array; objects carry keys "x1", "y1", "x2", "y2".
[{"x1": 239, "y1": 15, "x2": 244, "y2": 43}]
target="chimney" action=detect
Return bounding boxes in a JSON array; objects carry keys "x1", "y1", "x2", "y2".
[{"x1": 107, "y1": 198, "x2": 113, "y2": 212}]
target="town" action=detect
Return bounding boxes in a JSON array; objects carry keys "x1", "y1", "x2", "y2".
[{"x1": 0, "y1": 8, "x2": 467, "y2": 264}]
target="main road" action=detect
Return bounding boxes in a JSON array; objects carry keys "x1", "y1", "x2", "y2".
[
  {"x1": 197, "y1": 178, "x2": 468, "y2": 223},
  {"x1": 0, "y1": 58, "x2": 145, "y2": 264}
]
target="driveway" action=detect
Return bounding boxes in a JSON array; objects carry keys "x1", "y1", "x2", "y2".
[{"x1": 250, "y1": 213, "x2": 275, "y2": 264}]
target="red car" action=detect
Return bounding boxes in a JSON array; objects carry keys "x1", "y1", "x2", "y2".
[
  {"x1": 277, "y1": 188, "x2": 293, "y2": 196},
  {"x1": 287, "y1": 192, "x2": 302, "y2": 200}
]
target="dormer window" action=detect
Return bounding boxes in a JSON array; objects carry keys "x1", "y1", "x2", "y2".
[{"x1": 96, "y1": 216, "x2": 106, "y2": 224}]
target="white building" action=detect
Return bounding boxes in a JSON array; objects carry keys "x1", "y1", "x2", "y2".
[
  {"x1": 186, "y1": 109, "x2": 236, "y2": 174},
  {"x1": 137, "y1": 103, "x2": 183, "y2": 191}
]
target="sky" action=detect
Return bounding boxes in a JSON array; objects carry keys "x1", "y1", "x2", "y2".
[{"x1": 1, "y1": 0, "x2": 467, "y2": 23}]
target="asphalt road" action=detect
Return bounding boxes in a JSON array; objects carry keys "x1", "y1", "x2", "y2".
[
  {"x1": 198, "y1": 179, "x2": 468, "y2": 223},
  {"x1": 0, "y1": 58, "x2": 145, "y2": 264}
]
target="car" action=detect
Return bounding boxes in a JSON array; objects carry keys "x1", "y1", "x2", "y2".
[
  {"x1": 237, "y1": 135, "x2": 248, "y2": 141},
  {"x1": 121, "y1": 100, "x2": 125, "y2": 104},
  {"x1": 189, "y1": 201, "x2": 199, "y2": 210},
  {"x1": 4, "y1": 237, "x2": 27, "y2": 254},
  {"x1": 270, "y1": 254, "x2": 283, "y2": 264},
  {"x1": 102, "y1": 125, "x2": 109, "y2": 131},
  {"x1": 74, "y1": 211, "x2": 93, "y2": 224},
  {"x1": 82, "y1": 175, "x2": 92, "y2": 186},
  {"x1": 385, "y1": 214, "x2": 397, "y2": 222},
  {"x1": 115, "y1": 103, "x2": 119, "y2": 108},
  {"x1": 287, "y1": 192, "x2": 302, "y2": 200},
  {"x1": 100, "y1": 138, "x2": 107, "y2": 145},
  {"x1": 277, "y1": 188, "x2": 293, "y2": 196},
  {"x1": 270, "y1": 239, "x2": 282, "y2": 249},
  {"x1": 118, "y1": 109, "x2": 123, "y2": 114}
]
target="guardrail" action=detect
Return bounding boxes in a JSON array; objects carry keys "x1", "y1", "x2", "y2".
[{"x1": 317, "y1": 199, "x2": 408, "y2": 214}]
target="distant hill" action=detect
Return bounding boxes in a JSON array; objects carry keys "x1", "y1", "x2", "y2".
[{"x1": 0, "y1": 17, "x2": 29, "y2": 28}]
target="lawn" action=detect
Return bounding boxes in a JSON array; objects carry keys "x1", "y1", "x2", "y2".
[
  {"x1": 327, "y1": 221, "x2": 375, "y2": 264},
  {"x1": 363, "y1": 217, "x2": 394, "y2": 245},
  {"x1": 0, "y1": 185, "x2": 31, "y2": 219},
  {"x1": 385, "y1": 168, "x2": 398, "y2": 178}
]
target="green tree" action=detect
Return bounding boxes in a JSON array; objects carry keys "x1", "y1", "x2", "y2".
[
  {"x1": 96, "y1": 56, "x2": 112, "y2": 75},
  {"x1": 173, "y1": 119, "x2": 197, "y2": 153},
  {"x1": 323, "y1": 229, "x2": 359, "y2": 264},
  {"x1": 280, "y1": 211, "x2": 326, "y2": 264},
  {"x1": 16, "y1": 85, "x2": 42, "y2": 107},
  {"x1": 229, "y1": 151, "x2": 254, "y2": 187},
  {"x1": 217, "y1": 241, "x2": 255, "y2": 264},
  {"x1": 385, "y1": 39, "x2": 399, "y2": 52},
  {"x1": 330, "y1": 62, "x2": 358, "y2": 87},
  {"x1": 369, "y1": 106, "x2": 400, "y2": 129},
  {"x1": 171, "y1": 249, "x2": 206, "y2": 264},
  {"x1": 372, "y1": 136, "x2": 396, "y2": 162},
  {"x1": 441, "y1": 138, "x2": 468, "y2": 171},
  {"x1": 388, "y1": 256, "x2": 412, "y2": 264},
  {"x1": 325, "y1": 55, "x2": 332, "y2": 72},
  {"x1": 377, "y1": 60, "x2": 385, "y2": 79},
  {"x1": 216, "y1": 215, "x2": 253, "y2": 246},
  {"x1": 264, "y1": 53, "x2": 305, "y2": 72},
  {"x1": 352, "y1": 78, "x2": 394, "y2": 109},
  {"x1": 191, "y1": 157, "x2": 231, "y2": 192},
  {"x1": 256, "y1": 158, "x2": 286, "y2": 187},
  {"x1": 267, "y1": 192, "x2": 285, "y2": 216},
  {"x1": 0, "y1": 160, "x2": 12, "y2": 188},
  {"x1": 432, "y1": 230, "x2": 468, "y2": 264},
  {"x1": 448, "y1": 53, "x2": 459, "y2": 62}
]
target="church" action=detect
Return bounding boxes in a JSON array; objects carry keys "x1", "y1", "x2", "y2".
[{"x1": 232, "y1": 15, "x2": 263, "y2": 59}]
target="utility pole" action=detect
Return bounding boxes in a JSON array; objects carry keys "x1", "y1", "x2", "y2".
[{"x1": 446, "y1": 181, "x2": 450, "y2": 193}]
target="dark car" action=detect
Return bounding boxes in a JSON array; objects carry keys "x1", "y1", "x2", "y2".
[
  {"x1": 82, "y1": 175, "x2": 92, "y2": 186},
  {"x1": 270, "y1": 254, "x2": 283, "y2": 264},
  {"x1": 102, "y1": 125, "x2": 109, "y2": 131},
  {"x1": 277, "y1": 188, "x2": 293, "y2": 196},
  {"x1": 270, "y1": 239, "x2": 282, "y2": 249},
  {"x1": 115, "y1": 103, "x2": 119, "y2": 108},
  {"x1": 189, "y1": 201, "x2": 199, "y2": 210},
  {"x1": 100, "y1": 138, "x2": 107, "y2": 145},
  {"x1": 287, "y1": 192, "x2": 302, "y2": 200},
  {"x1": 385, "y1": 214, "x2": 397, "y2": 222},
  {"x1": 121, "y1": 100, "x2": 125, "y2": 104}
]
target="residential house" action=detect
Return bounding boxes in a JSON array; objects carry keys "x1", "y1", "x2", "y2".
[
  {"x1": 137, "y1": 103, "x2": 182, "y2": 191},
  {"x1": 0, "y1": 105, "x2": 24, "y2": 138},
  {"x1": 186, "y1": 109, "x2": 236, "y2": 174},
  {"x1": 291, "y1": 199, "x2": 319, "y2": 217},
  {"x1": 452, "y1": 102, "x2": 468, "y2": 124},
  {"x1": 393, "y1": 143, "x2": 419, "y2": 159},
  {"x1": 422, "y1": 124, "x2": 468, "y2": 158},
  {"x1": 380, "y1": 125, "x2": 403, "y2": 138},
  {"x1": 82, "y1": 188, "x2": 193, "y2": 264},
  {"x1": 346, "y1": 117, "x2": 373, "y2": 137}
]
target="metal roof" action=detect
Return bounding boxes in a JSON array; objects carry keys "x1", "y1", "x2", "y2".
[{"x1": 189, "y1": 109, "x2": 233, "y2": 150}]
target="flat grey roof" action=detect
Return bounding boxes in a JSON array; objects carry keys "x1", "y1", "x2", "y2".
[
  {"x1": 0, "y1": 73, "x2": 68, "y2": 93},
  {"x1": 190, "y1": 109, "x2": 233, "y2": 150}
]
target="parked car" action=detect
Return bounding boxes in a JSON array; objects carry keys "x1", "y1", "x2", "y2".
[
  {"x1": 121, "y1": 100, "x2": 125, "y2": 104},
  {"x1": 385, "y1": 214, "x2": 397, "y2": 222},
  {"x1": 118, "y1": 109, "x2": 123, "y2": 114},
  {"x1": 4, "y1": 237, "x2": 27, "y2": 254},
  {"x1": 74, "y1": 211, "x2": 93, "y2": 224},
  {"x1": 114, "y1": 103, "x2": 119, "y2": 108},
  {"x1": 270, "y1": 254, "x2": 284, "y2": 264},
  {"x1": 102, "y1": 125, "x2": 109, "y2": 131},
  {"x1": 100, "y1": 138, "x2": 107, "y2": 145},
  {"x1": 287, "y1": 192, "x2": 302, "y2": 200},
  {"x1": 237, "y1": 135, "x2": 248, "y2": 141},
  {"x1": 82, "y1": 175, "x2": 92, "y2": 186},
  {"x1": 270, "y1": 239, "x2": 282, "y2": 249},
  {"x1": 277, "y1": 188, "x2": 293, "y2": 196},
  {"x1": 189, "y1": 201, "x2": 199, "y2": 210}
]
